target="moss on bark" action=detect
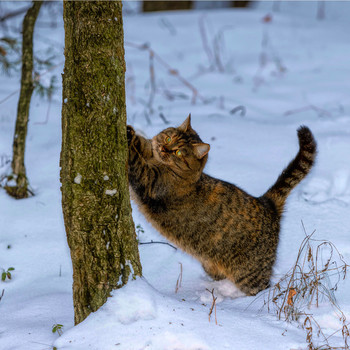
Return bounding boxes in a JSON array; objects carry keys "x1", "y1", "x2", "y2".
[
  {"x1": 5, "y1": 1, "x2": 42, "y2": 199},
  {"x1": 61, "y1": 1, "x2": 142, "y2": 325}
]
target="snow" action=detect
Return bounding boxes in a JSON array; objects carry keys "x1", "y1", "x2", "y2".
[
  {"x1": 73, "y1": 173, "x2": 82, "y2": 184},
  {"x1": 105, "y1": 189, "x2": 117, "y2": 196},
  {"x1": 1, "y1": 1, "x2": 350, "y2": 350}
]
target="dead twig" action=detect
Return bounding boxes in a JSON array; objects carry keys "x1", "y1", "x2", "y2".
[
  {"x1": 0, "y1": 154, "x2": 10, "y2": 168},
  {"x1": 158, "y1": 17, "x2": 176, "y2": 36},
  {"x1": 198, "y1": 16, "x2": 234, "y2": 73},
  {"x1": 206, "y1": 288, "x2": 218, "y2": 325},
  {"x1": 159, "y1": 112, "x2": 170, "y2": 125},
  {"x1": 230, "y1": 105, "x2": 246, "y2": 117},
  {"x1": 175, "y1": 262, "x2": 183, "y2": 293},
  {"x1": 148, "y1": 50, "x2": 156, "y2": 115},
  {"x1": 284, "y1": 104, "x2": 332, "y2": 118},
  {"x1": 253, "y1": 14, "x2": 286, "y2": 91},
  {"x1": 213, "y1": 25, "x2": 234, "y2": 73},
  {"x1": 199, "y1": 15, "x2": 215, "y2": 70}
]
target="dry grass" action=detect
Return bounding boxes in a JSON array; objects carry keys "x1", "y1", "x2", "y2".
[
  {"x1": 125, "y1": 41, "x2": 206, "y2": 118},
  {"x1": 198, "y1": 15, "x2": 234, "y2": 73},
  {"x1": 264, "y1": 223, "x2": 350, "y2": 349},
  {"x1": 253, "y1": 14, "x2": 286, "y2": 91}
]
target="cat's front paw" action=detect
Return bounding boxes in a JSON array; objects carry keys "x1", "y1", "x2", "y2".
[{"x1": 127, "y1": 125, "x2": 135, "y2": 144}]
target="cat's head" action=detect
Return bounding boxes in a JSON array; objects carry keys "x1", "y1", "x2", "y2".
[{"x1": 152, "y1": 114, "x2": 210, "y2": 179}]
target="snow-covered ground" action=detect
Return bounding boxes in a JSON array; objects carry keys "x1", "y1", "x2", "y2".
[{"x1": 1, "y1": 1, "x2": 350, "y2": 349}]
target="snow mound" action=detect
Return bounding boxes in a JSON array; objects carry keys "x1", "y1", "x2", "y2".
[
  {"x1": 300, "y1": 169, "x2": 350, "y2": 205},
  {"x1": 54, "y1": 278, "x2": 212, "y2": 350},
  {"x1": 197, "y1": 278, "x2": 245, "y2": 303},
  {"x1": 107, "y1": 278, "x2": 157, "y2": 324}
]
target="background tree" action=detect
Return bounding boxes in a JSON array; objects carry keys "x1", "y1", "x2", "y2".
[
  {"x1": 231, "y1": 1, "x2": 251, "y2": 8},
  {"x1": 61, "y1": 1, "x2": 142, "y2": 325},
  {"x1": 4, "y1": 1, "x2": 42, "y2": 199},
  {"x1": 143, "y1": 1, "x2": 192, "y2": 12}
]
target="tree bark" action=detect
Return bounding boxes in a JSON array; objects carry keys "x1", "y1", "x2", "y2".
[
  {"x1": 61, "y1": 1, "x2": 142, "y2": 325},
  {"x1": 5, "y1": 1, "x2": 42, "y2": 199},
  {"x1": 143, "y1": 1, "x2": 192, "y2": 12}
]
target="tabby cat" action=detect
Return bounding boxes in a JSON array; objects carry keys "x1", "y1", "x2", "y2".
[{"x1": 127, "y1": 115, "x2": 316, "y2": 296}]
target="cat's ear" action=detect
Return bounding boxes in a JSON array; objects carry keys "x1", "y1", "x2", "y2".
[
  {"x1": 193, "y1": 143, "x2": 210, "y2": 159},
  {"x1": 178, "y1": 114, "x2": 192, "y2": 132}
]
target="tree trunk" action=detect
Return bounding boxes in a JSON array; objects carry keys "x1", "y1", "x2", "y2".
[
  {"x1": 61, "y1": 1, "x2": 142, "y2": 325},
  {"x1": 5, "y1": 1, "x2": 42, "y2": 199},
  {"x1": 143, "y1": 1, "x2": 192, "y2": 12},
  {"x1": 231, "y1": 1, "x2": 251, "y2": 8}
]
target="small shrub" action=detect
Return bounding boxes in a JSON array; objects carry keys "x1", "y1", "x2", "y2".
[
  {"x1": 1, "y1": 267, "x2": 14, "y2": 281},
  {"x1": 52, "y1": 323, "x2": 64, "y2": 336},
  {"x1": 136, "y1": 224, "x2": 145, "y2": 235},
  {"x1": 136, "y1": 224, "x2": 144, "y2": 242}
]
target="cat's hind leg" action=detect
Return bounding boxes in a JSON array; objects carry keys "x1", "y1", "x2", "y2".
[{"x1": 202, "y1": 261, "x2": 226, "y2": 281}]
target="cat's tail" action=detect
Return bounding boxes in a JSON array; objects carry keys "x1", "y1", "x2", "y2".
[{"x1": 263, "y1": 126, "x2": 317, "y2": 215}]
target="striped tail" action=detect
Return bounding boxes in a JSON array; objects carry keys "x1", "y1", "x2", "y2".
[{"x1": 263, "y1": 126, "x2": 317, "y2": 215}]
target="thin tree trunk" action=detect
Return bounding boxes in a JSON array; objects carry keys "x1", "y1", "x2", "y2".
[
  {"x1": 61, "y1": 1, "x2": 142, "y2": 325},
  {"x1": 5, "y1": 1, "x2": 42, "y2": 199}
]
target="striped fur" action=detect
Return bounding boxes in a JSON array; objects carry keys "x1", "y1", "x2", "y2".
[
  {"x1": 264, "y1": 126, "x2": 317, "y2": 215},
  {"x1": 127, "y1": 118, "x2": 317, "y2": 296}
]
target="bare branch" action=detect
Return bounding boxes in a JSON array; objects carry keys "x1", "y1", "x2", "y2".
[{"x1": 139, "y1": 240, "x2": 177, "y2": 250}]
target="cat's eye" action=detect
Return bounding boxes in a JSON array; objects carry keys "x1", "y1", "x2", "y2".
[
  {"x1": 175, "y1": 149, "x2": 182, "y2": 157},
  {"x1": 165, "y1": 136, "x2": 172, "y2": 144}
]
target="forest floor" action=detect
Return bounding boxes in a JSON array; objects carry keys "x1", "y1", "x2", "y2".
[{"x1": 1, "y1": 2, "x2": 350, "y2": 350}]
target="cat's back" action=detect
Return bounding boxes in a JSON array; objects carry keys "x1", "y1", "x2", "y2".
[{"x1": 188, "y1": 173, "x2": 279, "y2": 228}]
